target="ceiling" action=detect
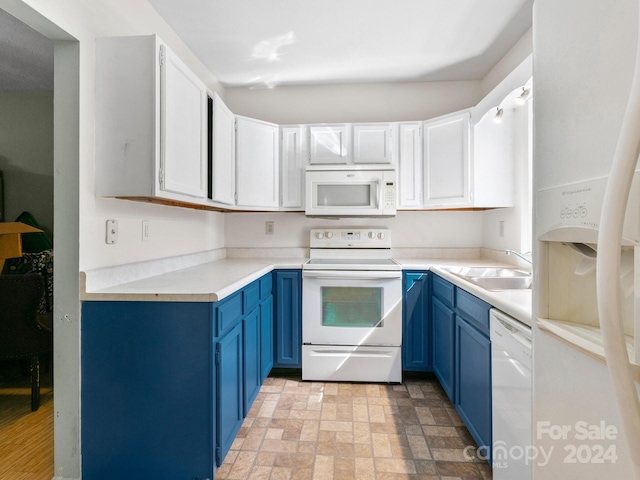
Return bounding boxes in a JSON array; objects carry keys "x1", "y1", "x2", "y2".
[
  {"x1": 0, "y1": 9, "x2": 53, "y2": 91},
  {"x1": 0, "y1": 1, "x2": 533, "y2": 92},
  {"x1": 149, "y1": 0, "x2": 533, "y2": 88}
]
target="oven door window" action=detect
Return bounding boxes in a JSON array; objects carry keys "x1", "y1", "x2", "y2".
[{"x1": 321, "y1": 286, "x2": 383, "y2": 327}]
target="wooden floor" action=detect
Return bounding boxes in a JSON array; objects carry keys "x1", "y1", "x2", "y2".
[{"x1": 0, "y1": 363, "x2": 54, "y2": 480}]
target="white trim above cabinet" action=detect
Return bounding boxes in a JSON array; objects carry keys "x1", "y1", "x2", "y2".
[
  {"x1": 236, "y1": 116, "x2": 280, "y2": 209},
  {"x1": 95, "y1": 35, "x2": 208, "y2": 203}
]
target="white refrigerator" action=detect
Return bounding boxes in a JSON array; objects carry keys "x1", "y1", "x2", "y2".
[{"x1": 534, "y1": 0, "x2": 640, "y2": 478}]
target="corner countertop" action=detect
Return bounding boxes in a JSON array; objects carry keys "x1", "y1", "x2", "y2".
[
  {"x1": 81, "y1": 258, "x2": 307, "y2": 303},
  {"x1": 81, "y1": 255, "x2": 531, "y2": 326}
]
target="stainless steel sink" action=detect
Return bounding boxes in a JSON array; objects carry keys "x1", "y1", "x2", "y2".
[{"x1": 442, "y1": 266, "x2": 532, "y2": 291}]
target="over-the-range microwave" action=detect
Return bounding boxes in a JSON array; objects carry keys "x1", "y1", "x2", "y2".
[{"x1": 305, "y1": 165, "x2": 397, "y2": 217}]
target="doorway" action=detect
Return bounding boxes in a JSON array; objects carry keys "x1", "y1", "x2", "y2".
[{"x1": 0, "y1": 4, "x2": 80, "y2": 479}]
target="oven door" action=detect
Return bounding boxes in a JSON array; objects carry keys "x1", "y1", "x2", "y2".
[{"x1": 302, "y1": 270, "x2": 402, "y2": 346}]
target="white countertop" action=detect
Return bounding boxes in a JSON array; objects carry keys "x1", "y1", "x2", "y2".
[
  {"x1": 81, "y1": 257, "x2": 307, "y2": 303},
  {"x1": 81, "y1": 255, "x2": 531, "y2": 326}
]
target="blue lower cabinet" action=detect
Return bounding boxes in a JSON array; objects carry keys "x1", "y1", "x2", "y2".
[
  {"x1": 260, "y1": 296, "x2": 274, "y2": 383},
  {"x1": 432, "y1": 296, "x2": 456, "y2": 401},
  {"x1": 82, "y1": 273, "x2": 277, "y2": 477},
  {"x1": 431, "y1": 273, "x2": 492, "y2": 463},
  {"x1": 243, "y1": 307, "x2": 261, "y2": 416},
  {"x1": 216, "y1": 321, "x2": 244, "y2": 467},
  {"x1": 81, "y1": 301, "x2": 215, "y2": 480},
  {"x1": 273, "y1": 270, "x2": 302, "y2": 368},
  {"x1": 455, "y1": 315, "x2": 492, "y2": 457},
  {"x1": 403, "y1": 271, "x2": 431, "y2": 371}
]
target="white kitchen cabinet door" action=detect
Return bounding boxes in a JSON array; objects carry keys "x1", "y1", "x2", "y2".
[
  {"x1": 236, "y1": 116, "x2": 279, "y2": 208},
  {"x1": 280, "y1": 126, "x2": 308, "y2": 210},
  {"x1": 308, "y1": 124, "x2": 350, "y2": 164},
  {"x1": 397, "y1": 123, "x2": 423, "y2": 208},
  {"x1": 160, "y1": 45, "x2": 208, "y2": 198},
  {"x1": 95, "y1": 35, "x2": 207, "y2": 204},
  {"x1": 210, "y1": 93, "x2": 236, "y2": 205},
  {"x1": 352, "y1": 123, "x2": 393, "y2": 164},
  {"x1": 423, "y1": 111, "x2": 471, "y2": 208}
]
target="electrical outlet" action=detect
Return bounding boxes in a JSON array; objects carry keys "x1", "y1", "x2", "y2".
[
  {"x1": 499, "y1": 220, "x2": 505, "y2": 237},
  {"x1": 106, "y1": 219, "x2": 118, "y2": 244},
  {"x1": 142, "y1": 220, "x2": 150, "y2": 242},
  {"x1": 265, "y1": 221, "x2": 274, "y2": 235}
]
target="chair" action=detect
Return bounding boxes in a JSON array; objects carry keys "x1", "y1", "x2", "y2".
[{"x1": 0, "y1": 274, "x2": 53, "y2": 411}]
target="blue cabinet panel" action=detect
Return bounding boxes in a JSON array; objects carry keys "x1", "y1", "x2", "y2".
[
  {"x1": 403, "y1": 271, "x2": 431, "y2": 371},
  {"x1": 260, "y1": 273, "x2": 273, "y2": 300},
  {"x1": 432, "y1": 274, "x2": 455, "y2": 307},
  {"x1": 243, "y1": 307, "x2": 261, "y2": 416},
  {"x1": 273, "y1": 270, "x2": 302, "y2": 368},
  {"x1": 456, "y1": 288, "x2": 491, "y2": 335},
  {"x1": 244, "y1": 279, "x2": 261, "y2": 314},
  {"x1": 455, "y1": 316, "x2": 492, "y2": 455},
  {"x1": 216, "y1": 290, "x2": 243, "y2": 336},
  {"x1": 260, "y1": 296, "x2": 274, "y2": 382},
  {"x1": 432, "y1": 296, "x2": 455, "y2": 401},
  {"x1": 81, "y1": 301, "x2": 214, "y2": 480},
  {"x1": 216, "y1": 321, "x2": 243, "y2": 466}
]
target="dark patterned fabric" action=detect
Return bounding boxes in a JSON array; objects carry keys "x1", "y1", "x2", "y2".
[{"x1": 2, "y1": 249, "x2": 53, "y2": 314}]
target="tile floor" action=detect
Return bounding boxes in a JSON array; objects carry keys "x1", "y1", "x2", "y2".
[{"x1": 217, "y1": 372, "x2": 492, "y2": 480}]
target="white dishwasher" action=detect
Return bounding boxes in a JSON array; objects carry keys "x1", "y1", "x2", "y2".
[{"x1": 490, "y1": 309, "x2": 532, "y2": 480}]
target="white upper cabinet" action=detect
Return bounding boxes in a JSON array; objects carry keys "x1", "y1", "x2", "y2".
[
  {"x1": 280, "y1": 125, "x2": 308, "y2": 210},
  {"x1": 210, "y1": 93, "x2": 236, "y2": 205},
  {"x1": 352, "y1": 123, "x2": 393, "y2": 164},
  {"x1": 472, "y1": 108, "x2": 515, "y2": 208},
  {"x1": 308, "y1": 124, "x2": 350, "y2": 164},
  {"x1": 423, "y1": 111, "x2": 471, "y2": 208},
  {"x1": 236, "y1": 116, "x2": 280, "y2": 208},
  {"x1": 161, "y1": 46, "x2": 207, "y2": 198},
  {"x1": 397, "y1": 123, "x2": 423, "y2": 209},
  {"x1": 95, "y1": 35, "x2": 207, "y2": 202}
]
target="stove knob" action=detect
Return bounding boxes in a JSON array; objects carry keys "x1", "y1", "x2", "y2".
[
  {"x1": 325, "y1": 231, "x2": 334, "y2": 239},
  {"x1": 378, "y1": 232, "x2": 386, "y2": 240},
  {"x1": 316, "y1": 232, "x2": 324, "y2": 239},
  {"x1": 368, "y1": 232, "x2": 376, "y2": 239}
]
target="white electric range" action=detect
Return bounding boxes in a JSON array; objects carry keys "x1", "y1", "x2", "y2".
[{"x1": 301, "y1": 228, "x2": 402, "y2": 383}]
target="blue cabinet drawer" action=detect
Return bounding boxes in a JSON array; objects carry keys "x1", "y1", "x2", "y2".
[
  {"x1": 243, "y1": 280, "x2": 260, "y2": 314},
  {"x1": 456, "y1": 289, "x2": 491, "y2": 334},
  {"x1": 260, "y1": 273, "x2": 273, "y2": 300},
  {"x1": 216, "y1": 291, "x2": 243, "y2": 337},
  {"x1": 432, "y1": 274, "x2": 455, "y2": 307}
]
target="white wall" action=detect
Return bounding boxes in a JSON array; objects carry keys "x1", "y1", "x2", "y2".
[
  {"x1": 225, "y1": 210, "x2": 483, "y2": 249},
  {"x1": 0, "y1": 91, "x2": 53, "y2": 234},
  {"x1": 225, "y1": 80, "x2": 481, "y2": 124},
  {"x1": 482, "y1": 97, "x2": 532, "y2": 252},
  {"x1": 2, "y1": 0, "x2": 227, "y2": 272}
]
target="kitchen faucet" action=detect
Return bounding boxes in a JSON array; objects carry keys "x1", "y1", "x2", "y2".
[{"x1": 505, "y1": 250, "x2": 533, "y2": 265}]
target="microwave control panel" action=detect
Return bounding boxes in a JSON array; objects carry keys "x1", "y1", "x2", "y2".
[{"x1": 384, "y1": 182, "x2": 396, "y2": 209}]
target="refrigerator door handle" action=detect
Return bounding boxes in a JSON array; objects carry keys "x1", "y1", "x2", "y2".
[{"x1": 597, "y1": 1, "x2": 640, "y2": 475}]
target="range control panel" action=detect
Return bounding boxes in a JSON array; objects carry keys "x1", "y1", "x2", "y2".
[{"x1": 310, "y1": 228, "x2": 391, "y2": 249}]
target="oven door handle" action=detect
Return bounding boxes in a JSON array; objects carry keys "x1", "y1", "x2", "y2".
[{"x1": 302, "y1": 270, "x2": 402, "y2": 280}]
